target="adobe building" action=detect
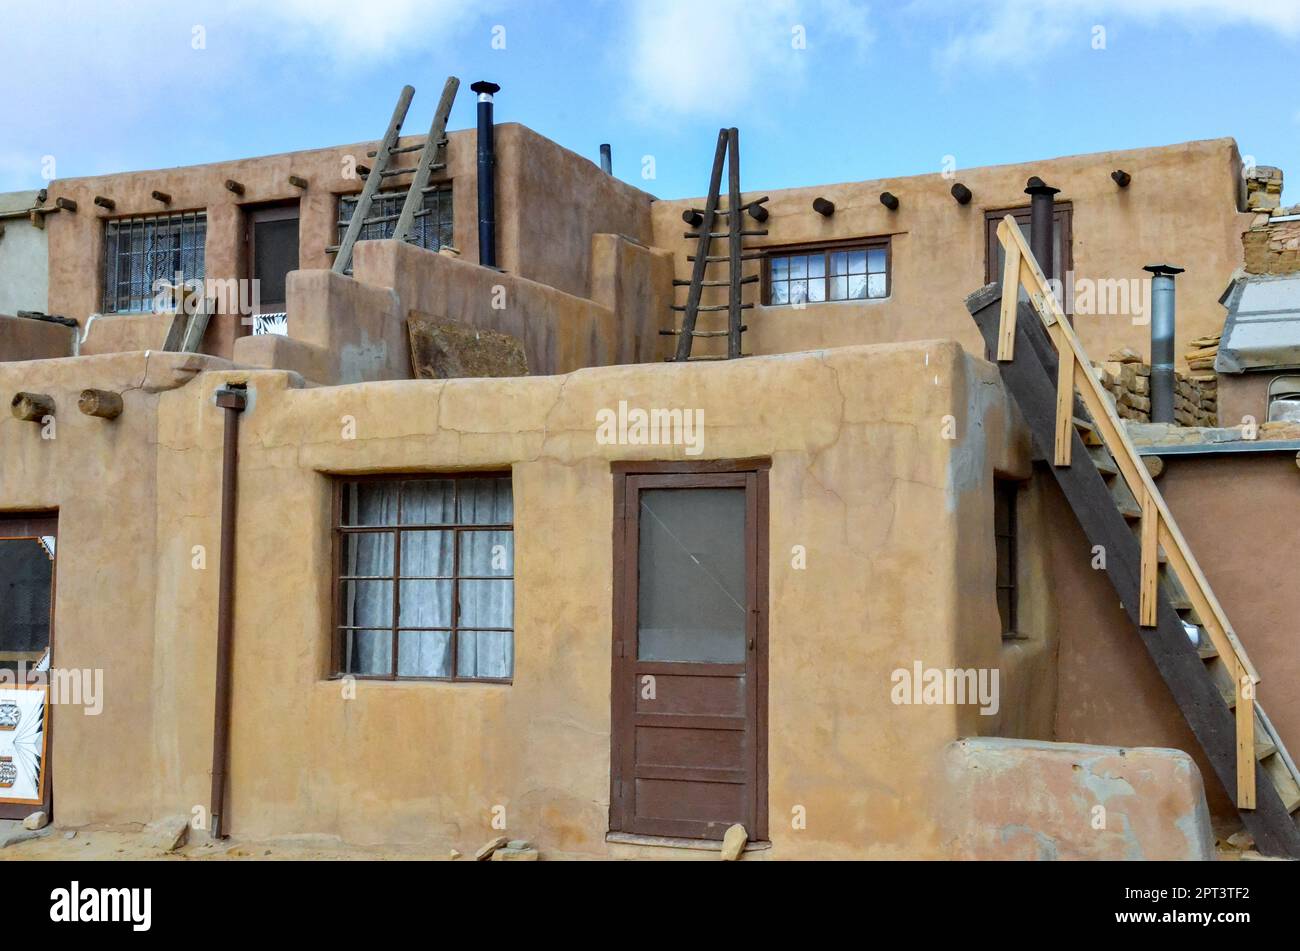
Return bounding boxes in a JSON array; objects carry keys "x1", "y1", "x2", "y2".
[{"x1": 1, "y1": 79, "x2": 1298, "y2": 860}]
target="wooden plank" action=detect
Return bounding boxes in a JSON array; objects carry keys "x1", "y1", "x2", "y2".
[
  {"x1": 968, "y1": 289, "x2": 1300, "y2": 858},
  {"x1": 1140, "y1": 489, "x2": 1159, "y2": 627},
  {"x1": 332, "y1": 85, "x2": 415, "y2": 275},
  {"x1": 1238, "y1": 685, "x2": 1257, "y2": 809},
  {"x1": 675, "y1": 129, "x2": 729, "y2": 362},
  {"x1": 997, "y1": 238, "x2": 1020, "y2": 360},
  {"x1": 392, "y1": 76, "x2": 459, "y2": 245},
  {"x1": 1051, "y1": 323, "x2": 1073, "y2": 467}
]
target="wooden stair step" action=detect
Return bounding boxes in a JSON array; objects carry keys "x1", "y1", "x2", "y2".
[
  {"x1": 1262, "y1": 755, "x2": 1300, "y2": 813},
  {"x1": 1197, "y1": 641, "x2": 1218, "y2": 661},
  {"x1": 1072, "y1": 416, "x2": 1104, "y2": 446},
  {"x1": 1257, "y1": 737, "x2": 1279, "y2": 762}
]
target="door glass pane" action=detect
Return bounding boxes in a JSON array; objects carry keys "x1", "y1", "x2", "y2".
[
  {"x1": 637, "y1": 488, "x2": 747, "y2": 663},
  {"x1": 0, "y1": 538, "x2": 52, "y2": 673}
]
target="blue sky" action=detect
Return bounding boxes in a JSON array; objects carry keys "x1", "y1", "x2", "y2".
[{"x1": 2, "y1": 0, "x2": 1298, "y2": 200}]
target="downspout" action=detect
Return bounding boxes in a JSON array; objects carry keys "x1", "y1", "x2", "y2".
[
  {"x1": 1144, "y1": 264, "x2": 1184, "y2": 424},
  {"x1": 210, "y1": 383, "x2": 246, "y2": 839},
  {"x1": 470, "y1": 80, "x2": 500, "y2": 268},
  {"x1": 1025, "y1": 176, "x2": 1060, "y2": 285}
]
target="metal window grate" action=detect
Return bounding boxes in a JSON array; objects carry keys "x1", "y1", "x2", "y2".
[
  {"x1": 336, "y1": 186, "x2": 453, "y2": 274},
  {"x1": 102, "y1": 212, "x2": 207, "y2": 313}
]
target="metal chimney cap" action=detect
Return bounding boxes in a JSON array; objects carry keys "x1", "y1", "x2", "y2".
[
  {"x1": 1024, "y1": 176, "x2": 1060, "y2": 196},
  {"x1": 470, "y1": 80, "x2": 501, "y2": 96},
  {"x1": 1143, "y1": 264, "x2": 1186, "y2": 276}
]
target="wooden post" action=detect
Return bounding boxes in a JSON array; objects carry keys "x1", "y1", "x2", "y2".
[
  {"x1": 78, "y1": 389, "x2": 123, "y2": 420},
  {"x1": 11, "y1": 392, "x2": 54, "y2": 422},
  {"x1": 1237, "y1": 676, "x2": 1256, "y2": 809},
  {"x1": 997, "y1": 238, "x2": 1021, "y2": 361},
  {"x1": 1140, "y1": 490, "x2": 1158, "y2": 627}
]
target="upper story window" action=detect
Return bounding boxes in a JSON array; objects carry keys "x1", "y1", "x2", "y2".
[
  {"x1": 102, "y1": 212, "x2": 207, "y2": 313},
  {"x1": 337, "y1": 186, "x2": 453, "y2": 273},
  {"x1": 764, "y1": 238, "x2": 890, "y2": 306},
  {"x1": 334, "y1": 473, "x2": 514, "y2": 683},
  {"x1": 985, "y1": 204, "x2": 1073, "y2": 285}
]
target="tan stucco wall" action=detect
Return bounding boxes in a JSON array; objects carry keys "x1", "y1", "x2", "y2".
[
  {"x1": 653, "y1": 139, "x2": 1249, "y2": 369},
  {"x1": 42, "y1": 123, "x2": 654, "y2": 362},
  {"x1": 0, "y1": 190, "x2": 48, "y2": 316},
  {"x1": 0, "y1": 314, "x2": 72, "y2": 362}
]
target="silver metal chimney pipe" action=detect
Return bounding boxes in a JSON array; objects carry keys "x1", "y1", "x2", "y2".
[{"x1": 1144, "y1": 263, "x2": 1185, "y2": 424}]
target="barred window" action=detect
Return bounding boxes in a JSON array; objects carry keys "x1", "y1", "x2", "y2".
[
  {"x1": 334, "y1": 474, "x2": 514, "y2": 682},
  {"x1": 337, "y1": 187, "x2": 453, "y2": 273},
  {"x1": 102, "y1": 213, "x2": 206, "y2": 313}
]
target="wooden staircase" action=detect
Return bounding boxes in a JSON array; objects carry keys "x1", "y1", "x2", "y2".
[
  {"x1": 967, "y1": 215, "x2": 1300, "y2": 858},
  {"x1": 663, "y1": 127, "x2": 768, "y2": 361}
]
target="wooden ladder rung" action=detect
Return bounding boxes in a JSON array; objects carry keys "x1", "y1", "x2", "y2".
[
  {"x1": 660, "y1": 326, "x2": 747, "y2": 337},
  {"x1": 673, "y1": 276, "x2": 759, "y2": 287},
  {"x1": 671, "y1": 303, "x2": 754, "y2": 313}
]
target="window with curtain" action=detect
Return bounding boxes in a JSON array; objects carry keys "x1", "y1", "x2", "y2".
[
  {"x1": 334, "y1": 474, "x2": 514, "y2": 682},
  {"x1": 102, "y1": 212, "x2": 207, "y2": 313}
]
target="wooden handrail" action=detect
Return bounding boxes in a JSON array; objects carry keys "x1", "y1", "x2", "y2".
[{"x1": 995, "y1": 215, "x2": 1258, "y2": 807}]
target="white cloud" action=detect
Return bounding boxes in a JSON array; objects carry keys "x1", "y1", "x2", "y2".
[
  {"x1": 926, "y1": 0, "x2": 1300, "y2": 71},
  {"x1": 623, "y1": 0, "x2": 876, "y2": 119}
]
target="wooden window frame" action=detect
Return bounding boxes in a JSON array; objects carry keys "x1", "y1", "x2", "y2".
[
  {"x1": 984, "y1": 203, "x2": 1073, "y2": 285},
  {"x1": 994, "y1": 479, "x2": 1019, "y2": 637},
  {"x1": 330, "y1": 472, "x2": 514, "y2": 684},
  {"x1": 761, "y1": 236, "x2": 891, "y2": 306}
]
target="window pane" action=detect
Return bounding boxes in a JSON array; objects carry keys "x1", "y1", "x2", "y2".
[
  {"x1": 770, "y1": 281, "x2": 788, "y2": 305},
  {"x1": 848, "y1": 251, "x2": 867, "y2": 274},
  {"x1": 808, "y1": 277, "x2": 826, "y2": 302},
  {"x1": 342, "y1": 531, "x2": 394, "y2": 577},
  {"x1": 830, "y1": 276, "x2": 849, "y2": 301},
  {"x1": 461, "y1": 530, "x2": 513, "y2": 576},
  {"x1": 790, "y1": 281, "x2": 809, "y2": 304},
  {"x1": 457, "y1": 630, "x2": 513, "y2": 679},
  {"x1": 459, "y1": 579, "x2": 514, "y2": 628},
  {"x1": 637, "y1": 487, "x2": 747, "y2": 663},
  {"x1": 789, "y1": 256, "x2": 807, "y2": 279},
  {"x1": 343, "y1": 629, "x2": 392, "y2": 676},
  {"x1": 399, "y1": 530, "x2": 453, "y2": 576},
  {"x1": 458, "y1": 477, "x2": 513, "y2": 524},
  {"x1": 867, "y1": 248, "x2": 886, "y2": 273},
  {"x1": 867, "y1": 273, "x2": 887, "y2": 298},
  {"x1": 771, "y1": 257, "x2": 788, "y2": 281},
  {"x1": 398, "y1": 579, "x2": 453, "y2": 627},
  {"x1": 808, "y1": 254, "x2": 825, "y2": 279},
  {"x1": 341, "y1": 482, "x2": 399, "y2": 526},
  {"x1": 398, "y1": 630, "x2": 451, "y2": 677},
  {"x1": 830, "y1": 251, "x2": 847, "y2": 276},
  {"x1": 342, "y1": 580, "x2": 393, "y2": 628},
  {"x1": 847, "y1": 275, "x2": 867, "y2": 300},
  {"x1": 401, "y1": 480, "x2": 455, "y2": 524}
]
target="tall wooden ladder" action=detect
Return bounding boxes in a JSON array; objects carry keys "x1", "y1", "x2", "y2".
[
  {"x1": 328, "y1": 77, "x2": 460, "y2": 275},
  {"x1": 664, "y1": 127, "x2": 768, "y2": 361},
  {"x1": 967, "y1": 215, "x2": 1300, "y2": 858}
]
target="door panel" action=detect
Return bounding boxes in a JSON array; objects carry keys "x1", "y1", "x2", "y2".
[
  {"x1": 611, "y1": 466, "x2": 768, "y2": 842},
  {"x1": 0, "y1": 515, "x2": 56, "y2": 821}
]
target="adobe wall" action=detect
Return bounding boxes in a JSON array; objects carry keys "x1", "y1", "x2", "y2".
[
  {"x1": 652, "y1": 139, "x2": 1250, "y2": 370},
  {"x1": 0, "y1": 315, "x2": 72, "y2": 362},
  {"x1": 41, "y1": 122, "x2": 655, "y2": 363},
  {"x1": 0, "y1": 190, "x2": 48, "y2": 316}
]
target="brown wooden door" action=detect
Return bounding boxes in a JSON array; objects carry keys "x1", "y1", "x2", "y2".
[
  {"x1": 611, "y1": 463, "x2": 768, "y2": 841},
  {"x1": 0, "y1": 514, "x2": 56, "y2": 821}
]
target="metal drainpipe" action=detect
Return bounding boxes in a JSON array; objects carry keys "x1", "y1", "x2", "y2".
[
  {"x1": 210, "y1": 384, "x2": 246, "y2": 839},
  {"x1": 1025, "y1": 176, "x2": 1060, "y2": 284},
  {"x1": 1144, "y1": 264, "x2": 1184, "y2": 424},
  {"x1": 600, "y1": 143, "x2": 613, "y2": 175},
  {"x1": 470, "y1": 80, "x2": 500, "y2": 268}
]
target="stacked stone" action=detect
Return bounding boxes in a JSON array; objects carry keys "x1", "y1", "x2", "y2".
[
  {"x1": 1091, "y1": 348, "x2": 1217, "y2": 427},
  {"x1": 1242, "y1": 164, "x2": 1300, "y2": 276}
]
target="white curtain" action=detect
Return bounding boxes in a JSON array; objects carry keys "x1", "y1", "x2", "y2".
[{"x1": 343, "y1": 479, "x2": 513, "y2": 679}]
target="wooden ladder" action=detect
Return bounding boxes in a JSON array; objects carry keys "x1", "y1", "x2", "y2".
[
  {"x1": 968, "y1": 215, "x2": 1300, "y2": 858},
  {"x1": 663, "y1": 127, "x2": 768, "y2": 361},
  {"x1": 328, "y1": 77, "x2": 460, "y2": 275}
]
